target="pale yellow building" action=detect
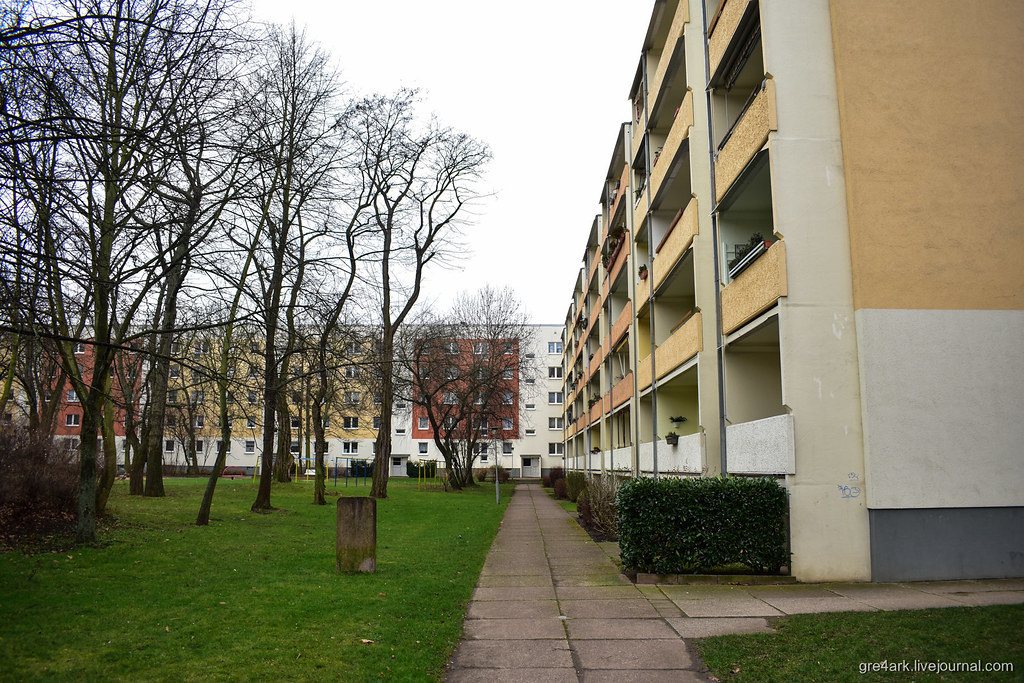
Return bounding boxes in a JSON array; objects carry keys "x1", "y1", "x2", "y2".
[{"x1": 564, "y1": 0, "x2": 1024, "y2": 582}]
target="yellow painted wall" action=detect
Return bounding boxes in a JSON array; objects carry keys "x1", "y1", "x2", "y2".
[{"x1": 830, "y1": 0, "x2": 1024, "y2": 311}]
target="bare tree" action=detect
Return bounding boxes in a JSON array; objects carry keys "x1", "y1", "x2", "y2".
[
  {"x1": 397, "y1": 287, "x2": 533, "y2": 490},
  {"x1": 344, "y1": 91, "x2": 490, "y2": 499}
]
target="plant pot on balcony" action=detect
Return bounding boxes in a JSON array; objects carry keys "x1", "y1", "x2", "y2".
[
  {"x1": 665, "y1": 432, "x2": 679, "y2": 446},
  {"x1": 638, "y1": 265, "x2": 648, "y2": 281}
]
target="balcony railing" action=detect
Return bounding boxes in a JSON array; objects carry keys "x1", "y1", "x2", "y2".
[{"x1": 725, "y1": 414, "x2": 794, "y2": 474}]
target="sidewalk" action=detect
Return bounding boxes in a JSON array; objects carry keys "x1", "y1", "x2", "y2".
[{"x1": 445, "y1": 483, "x2": 1024, "y2": 682}]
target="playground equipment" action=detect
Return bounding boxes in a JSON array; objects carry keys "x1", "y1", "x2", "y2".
[{"x1": 415, "y1": 460, "x2": 446, "y2": 491}]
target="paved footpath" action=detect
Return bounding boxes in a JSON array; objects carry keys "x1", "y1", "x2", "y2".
[{"x1": 445, "y1": 483, "x2": 1024, "y2": 682}]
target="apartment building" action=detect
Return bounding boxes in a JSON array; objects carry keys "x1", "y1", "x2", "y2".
[{"x1": 563, "y1": 0, "x2": 1024, "y2": 582}]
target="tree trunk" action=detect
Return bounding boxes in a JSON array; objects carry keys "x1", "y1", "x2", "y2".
[{"x1": 95, "y1": 386, "x2": 117, "y2": 514}]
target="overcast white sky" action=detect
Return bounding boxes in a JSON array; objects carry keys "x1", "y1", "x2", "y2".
[{"x1": 249, "y1": 0, "x2": 654, "y2": 324}]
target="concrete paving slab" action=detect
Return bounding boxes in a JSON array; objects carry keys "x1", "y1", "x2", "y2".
[
  {"x1": 465, "y1": 599, "x2": 561, "y2": 620},
  {"x1": 566, "y1": 617, "x2": 680, "y2": 639},
  {"x1": 572, "y1": 639, "x2": 694, "y2": 670},
  {"x1": 555, "y1": 585, "x2": 645, "y2": 600},
  {"x1": 747, "y1": 585, "x2": 877, "y2": 614},
  {"x1": 472, "y1": 586, "x2": 557, "y2": 601},
  {"x1": 559, "y1": 598, "x2": 661, "y2": 619},
  {"x1": 825, "y1": 583, "x2": 965, "y2": 610},
  {"x1": 461, "y1": 618, "x2": 567, "y2": 640},
  {"x1": 553, "y1": 572, "x2": 634, "y2": 587},
  {"x1": 659, "y1": 586, "x2": 784, "y2": 618},
  {"x1": 904, "y1": 578, "x2": 1024, "y2": 593},
  {"x1": 582, "y1": 671, "x2": 709, "y2": 682},
  {"x1": 447, "y1": 669, "x2": 577, "y2": 683},
  {"x1": 477, "y1": 573, "x2": 553, "y2": 587},
  {"x1": 666, "y1": 617, "x2": 775, "y2": 637},
  {"x1": 449, "y1": 640, "x2": 574, "y2": 669},
  {"x1": 944, "y1": 590, "x2": 1024, "y2": 607}
]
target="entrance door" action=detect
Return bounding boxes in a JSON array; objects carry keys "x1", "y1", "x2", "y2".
[
  {"x1": 390, "y1": 456, "x2": 406, "y2": 477},
  {"x1": 521, "y1": 457, "x2": 541, "y2": 478}
]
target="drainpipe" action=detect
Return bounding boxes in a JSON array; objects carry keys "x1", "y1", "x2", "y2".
[
  {"x1": 626, "y1": 122, "x2": 643, "y2": 479},
  {"x1": 702, "y1": 0, "x2": 728, "y2": 477}
]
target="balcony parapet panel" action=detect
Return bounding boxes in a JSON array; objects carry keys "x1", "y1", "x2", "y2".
[
  {"x1": 611, "y1": 372, "x2": 633, "y2": 410},
  {"x1": 610, "y1": 301, "x2": 633, "y2": 349},
  {"x1": 725, "y1": 414, "x2": 794, "y2": 474},
  {"x1": 721, "y1": 241, "x2": 787, "y2": 334},
  {"x1": 708, "y1": 0, "x2": 758, "y2": 80},
  {"x1": 655, "y1": 312, "x2": 702, "y2": 382},
  {"x1": 638, "y1": 433, "x2": 703, "y2": 474},
  {"x1": 647, "y1": 0, "x2": 690, "y2": 106}
]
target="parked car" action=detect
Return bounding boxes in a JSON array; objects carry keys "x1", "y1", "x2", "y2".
[{"x1": 220, "y1": 467, "x2": 246, "y2": 479}]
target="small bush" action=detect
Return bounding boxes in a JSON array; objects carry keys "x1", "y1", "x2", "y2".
[
  {"x1": 577, "y1": 475, "x2": 619, "y2": 537},
  {"x1": 566, "y1": 471, "x2": 587, "y2": 502},
  {"x1": 497, "y1": 468, "x2": 510, "y2": 484},
  {"x1": 406, "y1": 459, "x2": 437, "y2": 479},
  {"x1": 541, "y1": 474, "x2": 551, "y2": 488},
  {"x1": 474, "y1": 468, "x2": 489, "y2": 483},
  {"x1": 617, "y1": 476, "x2": 789, "y2": 574},
  {"x1": 548, "y1": 467, "x2": 565, "y2": 485},
  {"x1": 0, "y1": 427, "x2": 80, "y2": 540},
  {"x1": 553, "y1": 477, "x2": 569, "y2": 500}
]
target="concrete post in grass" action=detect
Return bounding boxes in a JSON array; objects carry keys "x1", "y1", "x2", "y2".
[{"x1": 336, "y1": 497, "x2": 376, "y2": 573}]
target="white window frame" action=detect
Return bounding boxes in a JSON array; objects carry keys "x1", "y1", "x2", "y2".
[{"x1": 65, "y1": 413, "x2": 80, "y2": 427}]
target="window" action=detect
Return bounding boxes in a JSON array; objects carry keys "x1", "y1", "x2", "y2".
[
  {"x1": 549, "y1": 417, "x2": 564, "y2": 429},
  {"x1": 418, "y1": 417, "x2": 429, "y2": 430},
  {"x1": 444, "y1": 341, "x2": 459, "y2": 355},
  {"x1": 474, "y1": 442, "x2": 489, "y2": 455},
  {"x1": 194, "y1": 415, "x2": 204, "y2": 429},
  {"x1": 195, "y1": 439, "x2": 204, "y2": 452},
  {"x1": 474, "y1": 418, "x2": 488, "y2": 431},
  {"x1": 502, "y1": 442, "x2": 513, "y2": 454},
  {"x1": 548, "y1": 392, "x2": 563, "y2": 405},
  {"x1": 65, "y1": 413, "x2": 80, "y2": 427},
  {"x1": 373, "y1": 393, "x2": 382, "y2": 405},
  {"x1": 250, "y1": 342, "x2": 262, "y2": 354},
  {"x1": 443, "y1": 392, "x2": 457, "y2": 405},
  {"x1": 548, "y1": 342, "x2": 563, "y2": 354},
  {"x1": 346, "y1": 341, "x2": 361, "y2": 354},
  {"x1": 525, "y1": 428, "x2": 536, "y2": 436},
  {"x1": 291, "y1": 391, "x2": 302, "y2": 404},
  {"x1": 418, "y1": 442, "x2": 428, "y2": 454},
  {"x1": 502, "y1": 342, "x2": 514, "y2": 355},
  {"x1": 502, "y1": 418, "x2": 513, "y2": 431},
  {"x1": 72, "y1": 342, "x2": 86, "y2": 354},
  {"x1": 67, "y1": 389, "x2": 78, "y2": 403},
  {"x1": 549, "y1": 442, "x2": 564, "y2": 455},
  {"x1": 291, "y1": 417, "x2": 301, "y2": 429},
  {"x1": 444, "y1": 366, "x2": 458, "y2": 379},
  {"x1": 525, "y1": 353, "x2": 535, "y2": 359},
  {"x1": 248, "y1": 366, "x2": 259, "y2": 379},
  {"x1": 396, "y1": 427, "x2": 406, "y2": 435},
  {"x1": 217, "y1": 416, "x2": 232, "y2": 429},
  {"x1": 323, "y1": 417, "x2": 330, "y2": 429},
  {"x1": 548, "y1": 366, "x2": 563, "y2": 379},
  {"x1": 247, "y1": 391, "x2": 258, "y2": 405},
  {"x1": 473, "y1": 392, "x2": 484, "y2": 405},
  {"x1": 191, "y1": 390, "x2": 203, "y2": 404},
  {"x1": 247, "y1": 417, "x2": 257, "y2": 429},
  {"x1": 443, "y1": 416, "x2": 457, "y2": 430},
  {"x1": 167, "y1": 390, "x2": 178, "y2": 404},
  {"x1": 290, "y1": 440, "x2": 300, "y2": 454},
  {"x1": 343, "y1": 441, "x2": 358, "y2": 454},
  {"x1": 344, "y1": 416, "x2": 359, "y2": 430},
  {"x1": 169, "y1": 365, "x2": 180, "y2": 379},
  {"x1": 396, "y1": 401, "x2": 407, "y2": 410},
  {"x1": 64, "y1": 438, "x2": 79, "y2": 452},
  {"x1": 245, "y1": 440, "x2": 256, "y2": 453},
  {"x1": 170, "y1": 342, "x2": 181, "y2": 355},
  {"x1": 372, "y1": 417, "x2": 381, "y2": 429},
  {"x1": 473, "y1": 341, "x2": 487, "y2": 355},
  {"x1": 166, "y1": 415, "x2": 177, "y2": 428},
  {"x1": 43, "y1": 390, "x2": 53, "y2": 403},
  {"x1": 524, "y1": 378, "x2": 535, "y2": 385},
  {"x1": 165, "y1": 439, "x2": 174, "y2": 452},
  {"x1": 217, "y1": 439, "x2": 231, "y2": 454},
  {"x1": 502, "y1": 391, "x2": 513, "y2": 405},
  {"x1": 345, "y1": 392, "x2": 361, "y2": 404},
  {"x1": 345, "y1": 365, "x2": 360, "y2": 378},
  {"x1": 502, "y1": 369, "x2": 514, "y2": 380},
  {"x1": 525, "y1": 403, "x2": 536, "y2": 410}
]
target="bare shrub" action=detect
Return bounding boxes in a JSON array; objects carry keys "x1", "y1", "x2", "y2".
[
  {"x1": 578, "y1": 474, "x2": 621, "y2": 538},
  {"x1": 553, "y1": 477, "x2": 569, "y2": 500},
  {"x1": 0, "y1": 427, "x2": 82, "y2": 544}
]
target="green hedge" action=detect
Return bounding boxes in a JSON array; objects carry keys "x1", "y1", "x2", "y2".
[
  {"x1": 566, "y1": 471, "x2": 587, "y2": 502},
  {"x1": 617, "y1": 476, "x2": 789, "y2": 574}
]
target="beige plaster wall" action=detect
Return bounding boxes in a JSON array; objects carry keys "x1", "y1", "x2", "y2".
[{"x1": 830, "y1": 0, "x2": 1024, "y2": 312}]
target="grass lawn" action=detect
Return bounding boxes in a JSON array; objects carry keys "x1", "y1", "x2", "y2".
[
  {"x1": 0, "y1": 477, "x2": 513, "y2": 681},
  {"x1": 697, "y1": 604, "x2": 1024, "y2": 682}
]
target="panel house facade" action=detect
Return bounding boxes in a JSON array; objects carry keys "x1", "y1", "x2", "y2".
[{"x1": 562, "y1": 0, "x2": 1024, "y2": 582}]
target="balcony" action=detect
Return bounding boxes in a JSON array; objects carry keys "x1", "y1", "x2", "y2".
[
  {"x1": 715, "y1": 78, "x2": 776, "y2": 203},
  {"x1": 721, "y1": 240, "x2": 786, "y2": 334},
  {"x1": 654, "y1": 312, "x2": 702, "y2": 382},
  {"x1": 588, "y1": 394, "x2": 607, "y2": 423},
  {"x1": 648, "y1": 90, "x2": 694, "y2": 201},
  {"x1": 725, "y1": 413, "x2": 794, "y2": 474},
  {"x1": 708, "y1": 0, "x2": 758, "y2": 81},
  {"x1": 652, "y1": 196, "x2": 698, "y2": 292},
  {"x1": 647, "y1": 0, "x2": 690, "y2": 113},
  {"x1": 637, "y1": 353, "x2": 653, "y2": 392}
]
